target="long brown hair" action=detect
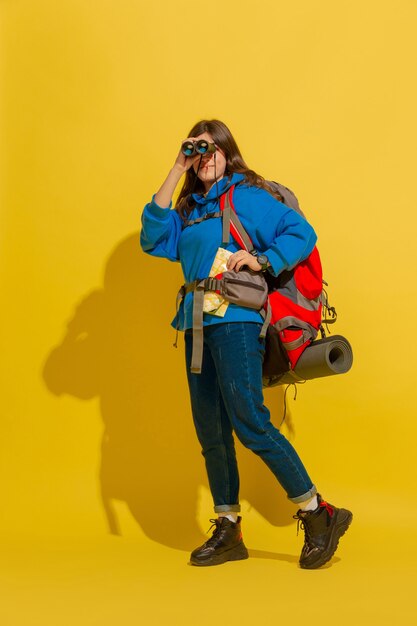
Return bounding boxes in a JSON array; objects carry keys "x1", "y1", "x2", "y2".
[{"x1": 175, "y1": 119, "x2": 283, "y2": 220}]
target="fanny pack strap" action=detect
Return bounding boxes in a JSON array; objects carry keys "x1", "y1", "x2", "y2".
[{"x1": 174, "y1": 278, "x2": 223, "y2": 373}]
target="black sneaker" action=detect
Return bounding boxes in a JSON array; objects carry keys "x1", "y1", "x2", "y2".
[
  {"x1": 293, "y1": 494, "x2": 353, "y2": 569},
  {"x1": 190, "y1": 516, "x2": 249, "y2": 566}
]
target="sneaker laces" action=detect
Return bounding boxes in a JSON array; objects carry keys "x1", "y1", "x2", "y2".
[
  {"x1": 293, "y1": 513, "x2": 310, "y2": 540},
  {"x1": 204, "y1": 518, "x2": 222, "y2": 546},
  {"x1": 206, "y1": 518, "x2": 221, "y2": 534},
  {"x1": 293, "y1": 500, "x2": 334, "y2": 542}
]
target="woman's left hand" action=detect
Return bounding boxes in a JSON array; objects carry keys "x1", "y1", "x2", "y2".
[{"x1": 226, "y1": 250, "x2": 262, "y2": 272}]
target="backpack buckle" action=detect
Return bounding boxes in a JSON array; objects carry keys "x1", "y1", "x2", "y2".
[{"x1": 204, "y1": 277, "x2": 222, "y2": 292}]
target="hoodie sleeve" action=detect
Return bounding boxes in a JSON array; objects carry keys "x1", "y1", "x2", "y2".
[
  {"x1": 249, "y1": 189, "x2": 318, "y2": 277},
  {"x1": 140, "y1": 195, "x2": 183, "y2": 262}
]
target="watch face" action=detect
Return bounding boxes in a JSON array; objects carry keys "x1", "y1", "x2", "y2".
[{"x1": 257, "y1": 255, "x2": 268, "y2": 267}]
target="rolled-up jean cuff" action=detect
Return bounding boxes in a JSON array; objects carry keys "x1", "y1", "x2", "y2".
[
  {"x1": 214, "y1": 504, "x2": 241, "y2": 513},
  {"x1": 288, "y1": 485, "x2": 317, "y2": 505}
]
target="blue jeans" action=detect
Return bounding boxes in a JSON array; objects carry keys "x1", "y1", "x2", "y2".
[{"x1": 185, "y1": 322, "x2": 317, "y2": 513}]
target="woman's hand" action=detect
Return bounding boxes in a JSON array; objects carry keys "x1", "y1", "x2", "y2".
[
  {"x1": 226, "y1": 250, "x2": 263, "y2": 272},
  {"x1": 172, "y1": 137, "x2": 202, "y2": 175},
  {"x1": 154, "y1": 138, "x2": 201, "y2": 208}
]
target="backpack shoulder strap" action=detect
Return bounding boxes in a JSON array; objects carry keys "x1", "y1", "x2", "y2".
[{"x1": 220, "y1": 185, "x2": 254, "y2": 252}]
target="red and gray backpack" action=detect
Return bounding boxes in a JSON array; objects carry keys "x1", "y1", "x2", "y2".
[{"x1": 176, "y1": 181, "x2": 336, "y2": 379}]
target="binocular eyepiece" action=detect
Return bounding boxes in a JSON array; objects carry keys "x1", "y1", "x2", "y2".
[{"x1": 181, "y1": 139, "x2": 216, "y2": 157}]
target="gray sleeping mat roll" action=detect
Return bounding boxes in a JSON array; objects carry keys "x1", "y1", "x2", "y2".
[{"x1": 264, "y1": 335, "x2": 353, "y2": 387}]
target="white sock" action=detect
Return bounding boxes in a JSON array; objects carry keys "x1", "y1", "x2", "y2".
[
  {"x1": 218, "y1": 513, "x2": 238, "y2": 523},
  {"x1": 300, "y1": 495, "x2": 319, "y2": 512}
]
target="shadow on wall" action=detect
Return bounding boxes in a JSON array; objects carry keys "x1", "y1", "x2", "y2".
[{"x1": 43, "y1": 233, "x2": 297, "y2": 551}]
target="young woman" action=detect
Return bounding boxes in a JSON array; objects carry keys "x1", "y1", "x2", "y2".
[{"x1": 140, "y1": 119, "x2": 352, "y2": 569}]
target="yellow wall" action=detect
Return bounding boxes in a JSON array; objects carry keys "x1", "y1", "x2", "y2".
[{"x1": 1, "y1": 1, "x2": 416, "y2": 624}]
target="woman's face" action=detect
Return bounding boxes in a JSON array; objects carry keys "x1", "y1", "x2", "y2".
[{"x1": 192, "y1": 132, "x2": 227, "y2": 191}]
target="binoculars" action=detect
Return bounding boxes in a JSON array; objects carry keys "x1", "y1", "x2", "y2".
[{"x1": 181, "y1": 139, "x2": 216, "y2": 157}]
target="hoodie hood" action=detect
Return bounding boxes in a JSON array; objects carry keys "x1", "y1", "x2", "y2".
[{"x1": 192, "y1": 172, "x2": 245, "y2": 205}]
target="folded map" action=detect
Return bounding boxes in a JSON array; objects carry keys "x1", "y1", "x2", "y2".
[{"x1": 203, "y1": 247, "x2": 232, "y2": 317}]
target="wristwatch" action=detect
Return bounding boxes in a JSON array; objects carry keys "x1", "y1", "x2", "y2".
[{"x1": 256, "y1": 254, "x2": 269, "y2": 271}]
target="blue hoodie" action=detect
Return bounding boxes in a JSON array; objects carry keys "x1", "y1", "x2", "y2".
[{"x1": 140, "y1": 173, "x2": 317, "y2": 330}]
